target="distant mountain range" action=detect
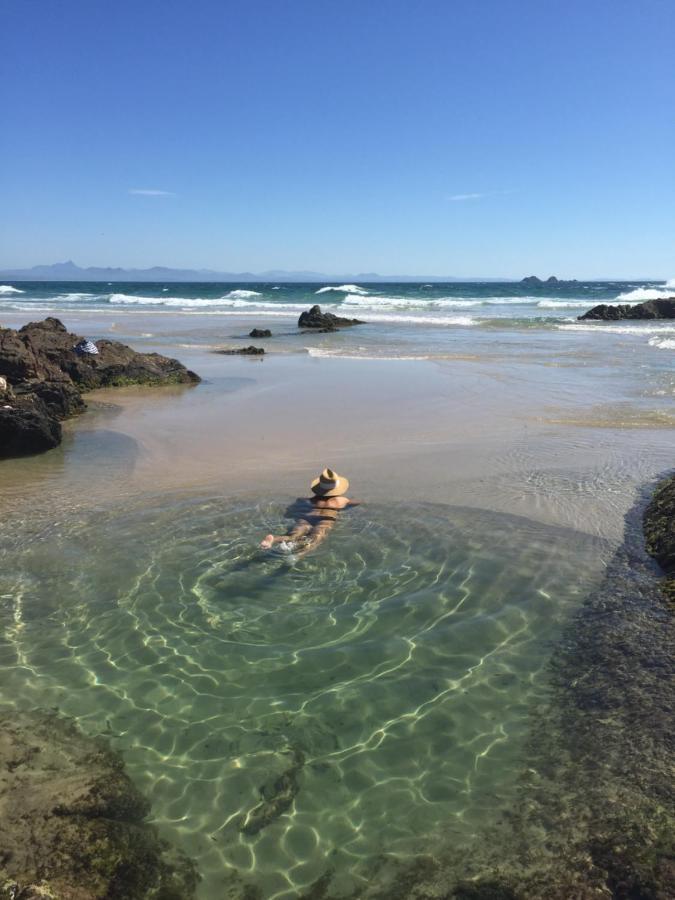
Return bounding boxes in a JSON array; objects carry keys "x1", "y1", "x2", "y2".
[{"x1": 0, "y1": 260, "x2": 512, "y2": 283}]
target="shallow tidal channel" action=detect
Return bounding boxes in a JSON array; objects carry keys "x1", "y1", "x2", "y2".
[{"x1": 0, "y1": 494, "x2": 611, "y2": 898}]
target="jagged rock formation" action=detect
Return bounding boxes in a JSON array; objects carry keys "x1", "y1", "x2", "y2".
[
  {"x1": 0, "y1": 708, "x2": 199, "y2": 899},
  {"x1": 578, "y1": 298, "x2": 675, "y2": 321},
  {"x1": 0, "y1": 317, "x2": 200, "y2": 459},
  {"x1": 249, "y1": 328, "x2": 272, "y2": 338},
  {"x1": 298, "y1": 305, "x2": 365, "y2": 329}
]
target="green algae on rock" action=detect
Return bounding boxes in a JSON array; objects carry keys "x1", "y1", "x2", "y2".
[
  {"x1": 0, "y1": 708, "x2": 199, "y2": 900},
  {"x1": 644, "y1": 472, "x2": 675, "y2": 603}
]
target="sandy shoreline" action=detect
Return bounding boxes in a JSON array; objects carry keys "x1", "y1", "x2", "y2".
[{"x1": 1, "y1": 311, "x2": 673, "y2": 542}]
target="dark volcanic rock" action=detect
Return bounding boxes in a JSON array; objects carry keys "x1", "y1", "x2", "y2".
[
  {"x1": 298, "y1": 304, "x2": 365, "y2": 329},
  {"x1": 0, "y1": 708, "x2": 198, "y2": 899},
  {"x1": 644, "y1": 473, "x2": 675, "y2": 601},
  {"x1": 16, "y1": 317, "x2": 201, "y2": 389},
  {"x1": 249, "y1": 328, "x2": 272, "y2": 338},
  {"x1": 579, "y1": 298, "x2": 675, "y2": 321},
  {"x1": 0, "y1": 317, "x2": 200, "y2": 459},
  {"x1": 215, "y1": 346, "x2": 265, "y2": 355},
  {"x1": 0, "y1": 400, "x2": 62, "y2": 458}
]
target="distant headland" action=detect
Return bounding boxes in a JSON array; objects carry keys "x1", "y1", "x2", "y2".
[{"x1": 0, "y1": 260, "x2": 510, "y2": 283}]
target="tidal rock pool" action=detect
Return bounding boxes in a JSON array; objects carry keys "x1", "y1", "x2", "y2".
[{"x1": 0, "y1": 497, "x2": 611, "y2": 898}]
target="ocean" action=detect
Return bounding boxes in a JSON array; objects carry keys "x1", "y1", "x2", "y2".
[{"x1": 2, "y1": 278, "x2": 674, "y2": 359}]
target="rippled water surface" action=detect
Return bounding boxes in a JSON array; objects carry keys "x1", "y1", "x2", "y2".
[{"x1": 0, "y1": 496, "x2": 610, "y2": 898}]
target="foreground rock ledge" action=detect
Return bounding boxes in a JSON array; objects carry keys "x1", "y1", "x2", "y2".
[
  {"x1": 0, "y1": 708, "x2": 198, "y2": 899},
  {"x1": 0, "y1": 317, "x2": 200, "y2": 459}
]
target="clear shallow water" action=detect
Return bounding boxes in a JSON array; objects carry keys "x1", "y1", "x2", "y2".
[{"x1": 0, "y1": 495, "x2": 610, "y2": 898}]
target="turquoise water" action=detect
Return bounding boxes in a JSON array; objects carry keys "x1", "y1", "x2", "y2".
[{"x1": 0, "y1": 494, "x2": 609, "y2": 898}]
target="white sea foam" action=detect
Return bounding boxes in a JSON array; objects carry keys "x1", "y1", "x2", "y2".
[
  {"x1": 0, "y1": 285, "x2": 24, "y2": 294},
  {"x1": 315, "y1": 284, "x2": 369, "y2": 295},
  {"x1": 107, "y1": 293, "x2": 306, "y2": 311},
  {"x1": 339, "y1": 293, "x2": 481, "y2": 310},
  {"x1": 615, "y1": 287, "x2": 675, "y2": 302},
  {"x1": 664, "y1": 278, "x2": 675, "y2": 289},
  {"x1": 361, "y1": 312, "x2": 476, "y2": 326},
  {"x1": 340, "y1": 293, "x2": 543, "y2": 311},
  {"x1": 648, "y1": 336, "x2": 675, "y2": 350},
  {"x1": 558, "y1": 323, "x2": 675, "y2": 335},
  {"x1": 48, "y1": 292, "x2": 97, "y2": 302},
  {"x1": 306, "y1": 347, "x2": 429, "y2": 360},
  {"x1": 537, "y1": 300, "x2": 594, "y2": 309}
]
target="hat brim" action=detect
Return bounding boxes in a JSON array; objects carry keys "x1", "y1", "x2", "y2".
[{"x1": 311, "y1": 475, "x2": 349, "y2": 497}]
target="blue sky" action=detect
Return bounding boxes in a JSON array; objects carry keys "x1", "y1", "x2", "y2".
[{"x1": 3, "y1": 0, "x2": 674, "y2": 277}]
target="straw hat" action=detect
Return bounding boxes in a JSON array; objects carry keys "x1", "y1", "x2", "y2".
[{"x1": 311, "y1": 468, "x2": 349, "y2": 497}]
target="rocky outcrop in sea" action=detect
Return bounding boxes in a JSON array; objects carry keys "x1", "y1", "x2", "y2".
[
  {"x1": 0, "y1": 317, "x2": 200, "y2": 459},
  {"x1": 0, "y1": 708, "x2": 198, "y2": 899},
  {"x1": 521, "y1": 275, "x2": 579, "y2": 286},
  {"x1": 578, "y1": 298, "x2": 675, "y2": 321},
  {"x1": 298, "y1": 305, "x2": 365, "y2": 329}
]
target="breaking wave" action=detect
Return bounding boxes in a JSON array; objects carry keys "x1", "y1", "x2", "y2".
[
  {"x1": 107, "y1": 293, "x2": 307, "y2": 311},
  {"x1": 222, "y1": 289, "x2": 262, "y2": 299},
  {"x1": 0, "y1": 285, "x2": 24, "y2": 294},
  {"x1": 615, "y1": 287, "x2": 675, "y2": 302},
  {"x1": 315, "y1": 284, "x2": 369, "y2": 295}
]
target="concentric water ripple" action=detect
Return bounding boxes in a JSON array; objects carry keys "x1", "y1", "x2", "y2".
[{"x1": 0, "y1": 497, "x2": 610, "y2": 898}]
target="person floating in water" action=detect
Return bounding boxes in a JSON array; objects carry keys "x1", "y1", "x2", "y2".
[{"x1": 260, "y1": 468, "x2": 360, "y2": 559}]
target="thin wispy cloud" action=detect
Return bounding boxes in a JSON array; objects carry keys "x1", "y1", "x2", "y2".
[
  {"x1": 448, "y1": 190, "x2": 514, "y2": 201},
  {"x1": 129, "y1": 189, "x2": 175, "y2": 197}
]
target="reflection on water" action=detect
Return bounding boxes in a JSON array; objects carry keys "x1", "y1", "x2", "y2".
[{"x1": 0, "y1": 498, "x2": 609, "y2": 898}]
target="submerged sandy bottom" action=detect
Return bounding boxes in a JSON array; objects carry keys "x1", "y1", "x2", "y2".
[
  {"x1": 0, "y1": 311, "x2": 673, "y2": 897},
  {"x1": 1, "y1": 495, "x2": 609, "y2": 898}
]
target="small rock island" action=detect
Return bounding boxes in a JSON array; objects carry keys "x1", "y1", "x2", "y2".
[
  {"x1": 521, "y1": 275, "x2": 579, "y2": 286},
  {"x1": 298, "y1": 304, "x2": 365, "y2": 330},
  {"x1": 0, "y1": 317, "x2": 200, "y2": 459}
]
